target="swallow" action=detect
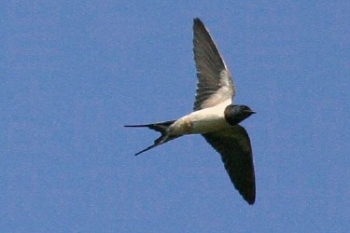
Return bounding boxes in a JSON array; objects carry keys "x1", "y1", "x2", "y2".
[{"x1": 125, "y1": 18, "x2": 256, "y2": 205}]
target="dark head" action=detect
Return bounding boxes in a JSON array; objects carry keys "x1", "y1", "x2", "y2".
[{"x1": 224, "y1": 105, "x2": 255, "y2": 125}]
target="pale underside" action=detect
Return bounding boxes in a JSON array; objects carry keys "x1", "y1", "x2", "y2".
[{"x1": 168, "y1": 99, "x2": 232, "y2": 135}]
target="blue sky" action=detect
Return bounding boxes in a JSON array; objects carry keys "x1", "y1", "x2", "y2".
[{"x1": 1, "y1": 1, "x2": 349, "y2": 232}]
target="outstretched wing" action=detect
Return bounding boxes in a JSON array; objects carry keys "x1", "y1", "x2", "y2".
[
  {"x1": 193, "y1": 18, "x2": 235, "y2": 111},
  {"x1": 203, "y1": 125, "x2": 256, "y2": 204}
]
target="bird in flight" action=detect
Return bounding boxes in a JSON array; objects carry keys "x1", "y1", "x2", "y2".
[{"x1": 125, "y1": 18, "x2": 256, "y2": 205}]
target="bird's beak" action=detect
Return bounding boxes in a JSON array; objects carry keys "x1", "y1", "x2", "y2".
[{"x1": 246, "y1": 110, "x2": 256, "y2": 114}]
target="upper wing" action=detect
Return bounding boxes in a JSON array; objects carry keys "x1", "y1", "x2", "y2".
[
  {"x1": 193, "y1": 18, "x2": 235, "y2": 111},
  {"x1": 202, "y1": 125, "x2": 256, "y2": 205}
]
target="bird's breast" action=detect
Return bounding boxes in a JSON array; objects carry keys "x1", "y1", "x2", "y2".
[{"x1": 169, "y1": 103, "x2": 230, "y2": 135}]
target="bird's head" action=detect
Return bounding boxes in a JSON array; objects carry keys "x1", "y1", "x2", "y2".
[{"x1": 224, "y1": 105, "x2": 255, "y2": 125}]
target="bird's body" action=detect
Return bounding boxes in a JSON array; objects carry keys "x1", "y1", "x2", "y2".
[
  {"x1": 169, "y1": 99, "x2": 231, "y2": 135},
  {"x1": 125, "y1": 18, "x2": 257, "y2": 205}
]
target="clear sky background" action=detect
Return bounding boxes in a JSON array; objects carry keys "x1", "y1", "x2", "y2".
[{"x1": 1, "y1": 1, "x2": 349, "y2": 232}]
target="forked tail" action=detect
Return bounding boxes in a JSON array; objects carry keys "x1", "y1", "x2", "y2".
[{"x1": 124, "y1": 120, "x2": 178, "y2": 155}]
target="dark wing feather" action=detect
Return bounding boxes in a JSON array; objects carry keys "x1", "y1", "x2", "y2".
[
  {"x1": 203, "y1": 125, "x2": 256, "y2": 204},
  {"x1": 193, "y1": 18, "x2": 235, "y2": 111}
]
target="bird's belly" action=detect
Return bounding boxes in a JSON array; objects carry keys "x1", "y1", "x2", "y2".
[
  {"x1": 169, "y1": 105, "x2": 229, "y2": 135},
  {"x1": 191, "y1": 116, "x2": 227, "y2": 134}
]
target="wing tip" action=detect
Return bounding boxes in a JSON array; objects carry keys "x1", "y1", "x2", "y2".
[
  {"x1": 240, "y1": 185, "x2": 256, "y2": 205},
  {"x1": 193, "y1": 17, "x2": 201, "y2": 22},
  {"x1": 193, "y1": 17, "x2": 204, "y2": 28},
  {"x1": 245, "y1": 196, "x2": 256, "y2": 205}
]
